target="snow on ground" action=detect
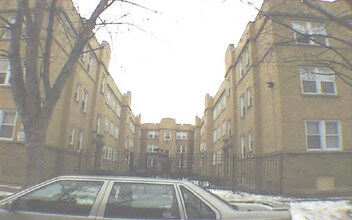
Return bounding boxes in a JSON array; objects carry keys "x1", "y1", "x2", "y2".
[{"x1": 210, "y1": 189, "x2": 352, "y2": 220}]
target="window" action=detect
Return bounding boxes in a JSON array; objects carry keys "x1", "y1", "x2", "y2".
[
  {"x1": 110, "y1": 122, "x2": 114, "y2": 136},
  {"x1": 306, "y1": 120, "x2": 341, "y2": 150},
  {"x1": 246, "y1": 87, "x2": 252, "y2": 108},
  {"x1": 68, "y1": 125, "x2": 75, "y2": 146},
  {"x1": 114, "y1": 125, "x2": 119, "y2": 139},
  {"x1": 74, "y1": 83, "x2": 80, "y2": 102},
  {"x1": 240, "y1": 93, "x2": 245, "y2": 118},
  {"x1": 227, "y1": 120, "x2": 231, "y2": 137},
  {"x1": 102, "y1": 146, "x2": 117, "y2": 161},
  {"x1": 241, "y1": 135, "x2": 246, "y2": 158},
  {"x1": 239, "y1": 59, "x2": 244, "y2": 79},
  {"x1": 176, "y1": 131, "x2": 187, "y2": 140},
  {"x1": 104, "y1": 182, "x2": 179, "y2": 219},
  {"x1": 0, "y1": 110, "x2": 16, "y2": 140},
  {"x1": 104, "y1": 117, "x2": 110, "y2": 133},
  {"x1": 86, "y1": 54, "x2": 93, "y2": 75},
  {"x1": 200, "y1": 141, "x2": 206, "y2": 152},
  {"x1": 96, "y1": 115, "x2": 101, "y2": 134},
  {"x1": 248, "y1": 131, "x2": 253, "y2": 153},
  {"x1": 0, "y1": 60, "x2": 11, "y2": 85},
  {"x1": 80, "y1": 90, "x2": 88, "y2": 112},
  {"x1": 292, "y1": 21, "x2": 327, "y2": 45},
  {"x1": 77, "y1": 130, "x2": 84, "y2": 150},
  {"x1": 100, "y1": 76, "x2": 106, "y2": 93},
  {"x1": 148, "y1": 131, "x2": 159, "y2": 139},
  {"x1": 212, "y1": 129, "x2": 217, "y2": 143},
  {"x1": 221, "y1": 122, "x2": 227, "y2": 137},
  {"x1": 212, "y1": 151, "x2": 222, "y2": 165},
  {"x1": 300, "y1": 67, "x2": 336, "y2": 95},
  {"x1": 164, "y1": 131, "x2": 171, "y2": 140},
  {"x1": 180, "y1": 186, "x2": 216, "y2": 219},
  {"x1": 13, "y1": 180, "x2": 103, "y2": 216},
  {"x1": 176, "y1": 145, "x2": 187, "y2": 154},
  {"x1": 244, "y1": 46, "x2": 250, "y2": 66},
  {"x1": 147, "y1": 158, "x2": 157, "y2": 167},
  {"x1": 177, "y1": 159, "x2": 187, "y2": 168},
  {"x1": 147, "y1": 145, "x2": 159, "y2": 153}
]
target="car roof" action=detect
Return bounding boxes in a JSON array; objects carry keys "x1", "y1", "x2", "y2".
[{"x1": 54, "y1": 175, "x2": 192, "y2": 184}]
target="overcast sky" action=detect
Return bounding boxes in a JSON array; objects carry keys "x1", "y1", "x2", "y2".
[{"x1": 74, "y1": 0, "x2": 261, "y2": 125}]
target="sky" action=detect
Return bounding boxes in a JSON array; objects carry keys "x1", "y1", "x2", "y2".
[{"x1": 73, "y1": 0, "x2": 262, "y2": 124}]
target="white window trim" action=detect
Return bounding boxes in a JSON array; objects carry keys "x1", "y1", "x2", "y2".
[
  {"x1": 100, "y1": 76, "x2": 106, "y2": 93},
  {"x1": 240, "y1": 93, "x2": 245, "y2": 118},
  {"x1": 164, "y1": 131, "x2": 171, "y2": 140},
  {"x1": 305, "y1": 120, "x2": 342, "y2": 151},
  {"x1": 96, "y1": 115, "x2": 101, "y2": 134},
  {"x1": 148, "y1": 131, "x2": 159, "y2": 139},
  {"x1": 240, "y1": 135, "x2": 246, "y2": 158},
  {"x1": 0, "y1": 59, "x2": 11, "y2": 86},
  {"x1": 69, "y1": 125, "x2": 75, "y2": 145},
  {"x1": 176, "y1": 145, "x2": 187, "y2": 154},
  {"x1": 80, "y1": 90, "x2": 89, "y2": 112},
  {"x1": 0, "y1": 110, "x2": 17, "y2": 140},
  {"x1": 147, "y1": 144, "x2": 159, "y2": 153},
  {"x1": 292, "y1": 21, "x2": 328, "y2": 46},
  {"x1": 176, "y1": 131, "x2": 188, "y2": 140},
  {"x1": 77, "y1": 130, "x2": 84, "y2": 151},
  {"x1": 299, "y1": 66, "x2": 336, "y2": 95}
]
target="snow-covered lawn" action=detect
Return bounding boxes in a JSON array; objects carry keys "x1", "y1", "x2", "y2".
[{"x1": 210, "y1": 189, "x2": 352, "y2": 220}]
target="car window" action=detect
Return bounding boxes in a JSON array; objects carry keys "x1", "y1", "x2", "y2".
[
  {"x1": 104, "y1": 182, "x2": 180, "y2": 219},
  {"x1": 179, "y1": 186, "x2": 216, "y2": 220},
  {"x1": 14, "y1": 180, "x2": 103, "y2": 216}
]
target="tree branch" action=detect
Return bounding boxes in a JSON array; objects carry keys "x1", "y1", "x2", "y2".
[{"x1": 42, "y1": 0, "x2": 58, "y2": 97}]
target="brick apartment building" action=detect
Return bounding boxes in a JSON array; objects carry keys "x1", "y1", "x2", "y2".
[
  {"x1": 194, "y1": 0, "x2": 352, "y2": 195},
  {"x1": 0, "y1": 0, "x2": 141, "y2": 184}
]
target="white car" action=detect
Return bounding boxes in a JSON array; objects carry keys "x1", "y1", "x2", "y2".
[{"x1": 0, "y1": 176, "x2": 291, "y2": 219}]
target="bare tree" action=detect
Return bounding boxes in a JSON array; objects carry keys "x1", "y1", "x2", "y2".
[
  {"x1": 1, "y1": 0, "x2": 151, "y2": 186},
  {"x1": 239, "y1": 0, "x2": 351, "y2": 87}
]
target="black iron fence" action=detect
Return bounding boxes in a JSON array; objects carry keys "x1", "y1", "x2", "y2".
[{"x1": 41, "y1": 146, "x2": 352, "y2": 196}]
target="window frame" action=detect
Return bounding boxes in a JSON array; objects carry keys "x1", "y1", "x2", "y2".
[
  {"x1": 299, "y1": 66, "x2": 336, "y2": 95},
  {"x1": 305, "y1": 120, "x2": 342, "y2": 151},
  {"x1": 0, "y1": 59, "x2": 11, "y2": 85},
  {"x1": 240, "y1": 93, "x2": 246, "y2": 118},
  {"x1": 0, "y1": 110, "x2": 17, "y2": 140},
  {"x1": 164, "y1": 131, "x2": 172, "y2": 141},
  {"x1": 292, "y1": 21, "x2": 328, "y2": 46},
  {"x1": 80, "y1": 90, "x2": 89, "y2": 113}
]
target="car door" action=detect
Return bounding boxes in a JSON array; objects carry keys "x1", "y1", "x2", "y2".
[
  {"x1": 0, "y1": 179, "x2": 107, "y2": 220},
  {"x1": 96, "y1": 181, "x2": 184, "y2": 220}
]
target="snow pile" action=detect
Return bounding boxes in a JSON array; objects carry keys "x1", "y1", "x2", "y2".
[{"x1": 210, "y1": 189, "x2": 352, "y2": 220}]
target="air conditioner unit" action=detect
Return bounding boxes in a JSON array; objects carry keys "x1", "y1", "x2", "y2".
[{"x1": 17, "y1": 132, "x2": 26, "y2": 142}]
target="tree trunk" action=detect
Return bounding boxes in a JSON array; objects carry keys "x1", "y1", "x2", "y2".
[{"x1": 23, "y1": 119, "x2": 49, "y2": 187}]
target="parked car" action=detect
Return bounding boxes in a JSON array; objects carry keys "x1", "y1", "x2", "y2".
[{"x1": 0, "y1": 175, "x2": 291, "y2": 219}]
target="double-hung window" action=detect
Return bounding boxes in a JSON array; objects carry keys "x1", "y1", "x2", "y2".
[
  {"x1": 80, "y1": 90, "x2": 89, "y2": 112},
  {"x1": 292, "y1": 21, "x2": 327, "y2": 46},
  {"x1": 176, "y1": 131, "x2": 187, "y2": 140},
  {"x1": 147, "y1": 145, "x2": 159, "y2": 153},
  {"x1": 0, "y1": 60, "x2": 11, "y2": 85},
  {"x1": 305, "y1": 120, "x2": 341, "y2": 150},
  {"x1": 164, "y1": 131, "x2": 171, "y2": 140},
  {"x1": 240, "y1": 93, "x2": 245, "y2": 118},
  {"x1": 0, "y1": 110, "x2": 16, "y2": 140},
  {"x1": 176, "y1": 145, "x2": 187, "y2": 154},
  {"x1": 300, "y1": 67, "x2": 336, "y2": 95},
  {"x1": 148, "y1": 131, "x2": 159, "y2": 139}
]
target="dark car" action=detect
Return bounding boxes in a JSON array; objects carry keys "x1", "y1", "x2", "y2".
[{"x1": 0, "y1": 175, "x2": 291, "y2": 219}]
